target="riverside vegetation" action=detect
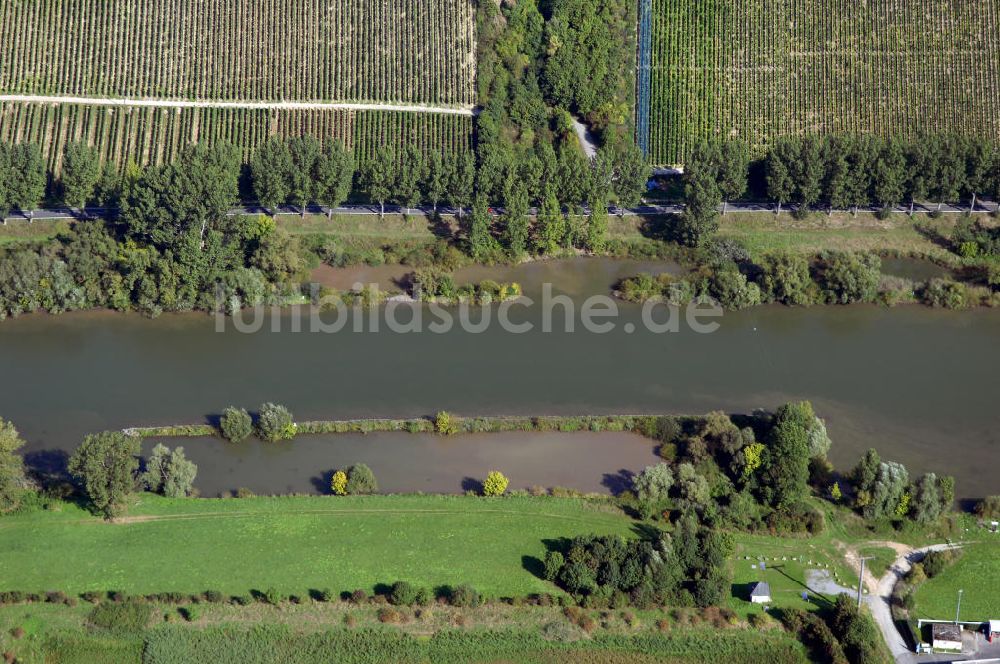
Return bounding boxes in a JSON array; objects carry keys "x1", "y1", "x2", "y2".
[{"x1": 3, "y1": 396, "x2": 990, "y2": 662}]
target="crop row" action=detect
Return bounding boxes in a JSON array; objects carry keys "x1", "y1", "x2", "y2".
[
  {"x1": 0, "y1": 102, "x2": 473, "y2": 174},
  {"x1": 647, "y1": 0, "x2": 1000, "y2": 165},
  {"x1": 0, "y1": 0, "x2": 476, "y2": 105}
]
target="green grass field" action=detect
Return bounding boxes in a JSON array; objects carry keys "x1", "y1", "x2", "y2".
[
  {"x1": 913, "y1": 540, "x2": 1000, "y2": 621},
  {"x1": 0, "y1": 218, "x2": 71, "y2": 246},
  {"x1": 715, "y1": 212, "x2": 959, "y2": 262},
  {"x1": 0, "y1": 494, "x2": 634, "y2": 597}
]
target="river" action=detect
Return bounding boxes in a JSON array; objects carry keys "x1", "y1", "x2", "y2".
[{"x1": 0, "y1": 258, "x2": 996, "y2": 501}]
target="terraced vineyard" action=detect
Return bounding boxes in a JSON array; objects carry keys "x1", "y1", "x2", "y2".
[
  {"x1": 0, "y1": 0, "x2": 477, "y2": 106},
  {"x1": 0, "y1": 101, "x2": 473, "y2": 174},
  {"x1": 645, "y1": 0, "x2": 1000, "y2": 165}
]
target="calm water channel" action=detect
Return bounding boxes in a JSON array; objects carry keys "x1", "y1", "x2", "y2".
[{"x1": 0, "y1": 258, "x2": 997, "y2": 500}]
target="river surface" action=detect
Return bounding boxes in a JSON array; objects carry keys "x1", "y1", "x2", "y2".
[{"x1": 0, "y1": 258, "x2": 997, "y2": 500}]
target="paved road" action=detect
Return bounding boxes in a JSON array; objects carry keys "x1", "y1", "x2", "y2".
[
  {"x1": 3, "y1": 200, "x2": 997, "y2": 224},
  {"x1": 866, "y1": 543, "x2": 969, "y2": 664},
  {"x1": 571, "y1": 116, "x2": 598, "y2": 159},
  {"x1": 0, "y1": 94, "x2": 476, "y2": 116}
]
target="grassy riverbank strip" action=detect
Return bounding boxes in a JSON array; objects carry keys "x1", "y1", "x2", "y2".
[
  {"x1": 127, "y1": 413, "x2": 683, "y2": 440},
  {"x1": 0, "y1": 494, "x2": 631, "y2": 597}
]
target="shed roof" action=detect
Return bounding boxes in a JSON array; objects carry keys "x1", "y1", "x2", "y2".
[
  {"x1": 932, "y1": 623, "x2": 961, "y2": 642},
  {"x1": 989, "y1": 620, "x2": 1000, "y2": 633},
  {"x1": 750, "y1": 581, "x2": 771, "y2": 598}
]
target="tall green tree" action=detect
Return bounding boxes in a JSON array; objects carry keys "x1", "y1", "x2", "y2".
[
  {"x1": 447, "y1": 150, "x2": 476, "y2": 219},
  {"x1": 395, "y1": 145, "x2": 425, "y2": 212},
  {"x1": 143, "y1": 443, "x2": 197, "y2": 498},
  {"x1": 9, "y1": 143, "x2": 46, "y2": 219},
  {"x1": 873, "y1": 138, "x2": 907, "y2": 211},
  {"x1": 422, "y1": 151, "x2": 449, "y2": 212},
  {"x1": 534, "y1": 189, "x2": 566, "y2": 254},
  {"x1": 0, "y1": 144, "x2": 11, "y2": 219},
  {"x1": 313, "y1": 141, "x2": 354, "y2": 218},
  {"x1": 586, "y1": 190, "x2": 609, "y2": 253},
  {"x1": 360, "y1": 150, "x2": 396, "y2": 219},
  {"x1": 933, "y1": 135, "x2": 966, "y2": 211},
  {"x1": 68, "y1": 431, "x2": 140, "y2": 519},
  {"x1": 717, "y1": 140, "x2": 749, "y2": 214},
  {"x1": 121, "y1": 142, "x2": 240, "y2": 247},
  {"x1": 0, "y1": 417, "x2": 28, "y2": 511},
  {"x1": 678, "y1": 141, "x2": 721, "y2": 246},
  {"x1": 467, "y1": 193, "x2": 499, "y2": 262},
  {"x1": 766, "y1": 139, "x2": 797, "y2": 214},
  {"x1": 962, "y1": 137, "x2": 993, "y2": 212},
  {"x1": 609, "y1": 140, "x2": 648, "y2": 211},
  {"x1": 761, "y1": 410, "x2": 811, "y2": 509},
  {"x1": 502, "y1": 184, "x2": 530, "y2": 258},
  {"x1": 845, "y1": 135, "x2": 877, "y2": 215},
  {"x1": 792, "y1": 136, "x2": 824, "y2": 215},
  {"x1": 822, "y1": 135, "x2": 852, "y2": 213},
  {"x1": 287, "y1": 136, "x2": 322, "y2": 216},
  {"x1": 250, "y1": 137, "x2": 293, "y2": 215},
  {"x1": 906, "y1": 137, "x2": 939, "y2": 215},
  {"x1": 60, "y1": 142, "x2": 102, "y2": 210}
]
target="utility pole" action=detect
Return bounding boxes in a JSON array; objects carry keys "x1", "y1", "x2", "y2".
[
  {"x1": 857, "y1": 556, "x2": 874, "y2": 610},
  {"x1": 955, "y1": 589, "x2": 963, "y2": 625}
]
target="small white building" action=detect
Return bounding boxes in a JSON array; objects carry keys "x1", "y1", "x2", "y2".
[
  {"x1": 931, "y1": 623, "x2": 962, "y2": 652},
  {"x1": 988, "y1": 620, "x2": 1000, "y2": 643},
  {"x1": 750, "y1": 581, "x2": 772, "y2": 604}
]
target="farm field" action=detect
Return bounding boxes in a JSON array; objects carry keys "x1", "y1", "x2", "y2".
[
  {"x1": 0, "y1": 101, "x2": 473, "y2": 173},
  {"x1": 0, "y1": 0, "x2": 477, "y2": 106},
  {"x1": 0, "y1": 494, "x2": 634, "y2": 597},
  {"x1": 644, "y1": 0, "x2": 1000, "y2": 165}
]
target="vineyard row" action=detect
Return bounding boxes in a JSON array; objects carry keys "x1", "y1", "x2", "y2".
[
  {"x1": 0, "y1": 102, "x2": 473, "y2": 175},
  {"x1": 0, "y1": 0, "x2": 477, "y2": 106},
  {"x1": 647, "y1": 0, "x2": 1000, "y2": 166}
]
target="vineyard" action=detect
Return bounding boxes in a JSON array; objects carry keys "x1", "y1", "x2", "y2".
[
  {"x1": 0, "y1": 0, "x2": 476, "y2": 106},
  {"x1": 645, "y1": 0, "x2": 1000, "y2": 165},
  {"x1": 0, "y1": 101, "x2": 473, "y2": 174}
]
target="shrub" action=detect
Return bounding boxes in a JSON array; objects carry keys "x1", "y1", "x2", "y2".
[
  {"x1": 448, "y1": 585, "x2": 480, "y2": 608},
  {"x1": 235, "y1": 487, "x2": 255, "y2": 499},
  {"x1": 231, "y1": 595, "x2": 252, "y2": 606},
  {"x1": 435, "y1": 411, "x2": 459, "y2": 435},
  {"x1": 975, "y1": 495, "x2": 1000, "y2": 519},
  {"x1": 345, "y1": 464, "x2": 378, "y2": 495},
  {"x1": 922, "y1": 549, "x2": 961, "y2": 578},
  {"x1": 316, "y1": 588, "x2": 334, "y2": 602},
  {"x1": 81, "y1": 591, "x2": 103, "y2": 604},
  {"x1": 389, "y1": 581, "x2": 418, "y2": 606},
  {"x1": 414, "y1": 587, "x2": 432, "y2": 606},
  {"x1": 263, "y1": 588, "x2": 282, "y2": 605},
  {"x1": 543, "y1": 551, "x2": 565, "y2": 582},
  {"x1": 330, "y1": 470, "x2": 348, "y2": 496},
  {"x1": 219, "y1": 407, "x2": 253, "y2": 443},
  {"x1": 377, "y1": 607, "x2": 404, "y2": 624},
  {"x1": 256, "y1": 403, "x2": 296, "y2": 442},
  {"x1": 350, "y1": 589, "x2": 368, "y2": 604},
  {"x1": 179, "y1": 606, "x2": 199, "y2": 622},
  {"x1": 202, "y1": 590, "x2": 224, "y2": 603},
  {"x1": 482, "y1": 471, "x2": 509, "y2": 496},
  {"x1": 921, "y1": 278, "x2": 968, "y2": 309},
  {"x1": 88, "y1": 601, "x2": 153, "y2": 634},
  {"x1": 815, "y1": 251, "x2": 881, "y2": 304}
]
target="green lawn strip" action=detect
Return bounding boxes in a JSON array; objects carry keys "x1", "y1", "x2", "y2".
[
  {"x1": 856, "y1": 546, "x2": 897, "y2": 579},
  {"x1": 715, "y1": 212, "x2": 959, "y2": 261},
  {"x1": 280, "y1": 213, "x2": 441, "y2": 240},
  {"x1": 0, "y1": 218, "x2": 70, "y2": 245},
  {"x1": 0, "y1": 494, "x2": 633, "y2": 598},
  {"x1": 912, "y1": 540, "x2": 1000, "y2": 621}
]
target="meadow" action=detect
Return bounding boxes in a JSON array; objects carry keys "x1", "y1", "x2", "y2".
[
  {"x1": 0, "y1": 494, "x2": 634, "y2": 597},
  {"x1": 645, "y1": 0, "x2": 1000, "y2": 165},
  {"x1": 0, "y1": 0, "x2": 476, "y2": 106},
  {"x1": 912, "y1": 540, "x2": 1000, "y2": 620}
]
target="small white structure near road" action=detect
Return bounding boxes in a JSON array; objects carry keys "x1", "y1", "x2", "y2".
[
  {"x1": 750, "y1": 581, "x2": 772, "y2": 604},
  {"x1": 931, "y1": 623, "x2": 963, "y2": 652},
  {"x1": 988, "y1": 620, "x2": 1000, "y2": 643}
]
